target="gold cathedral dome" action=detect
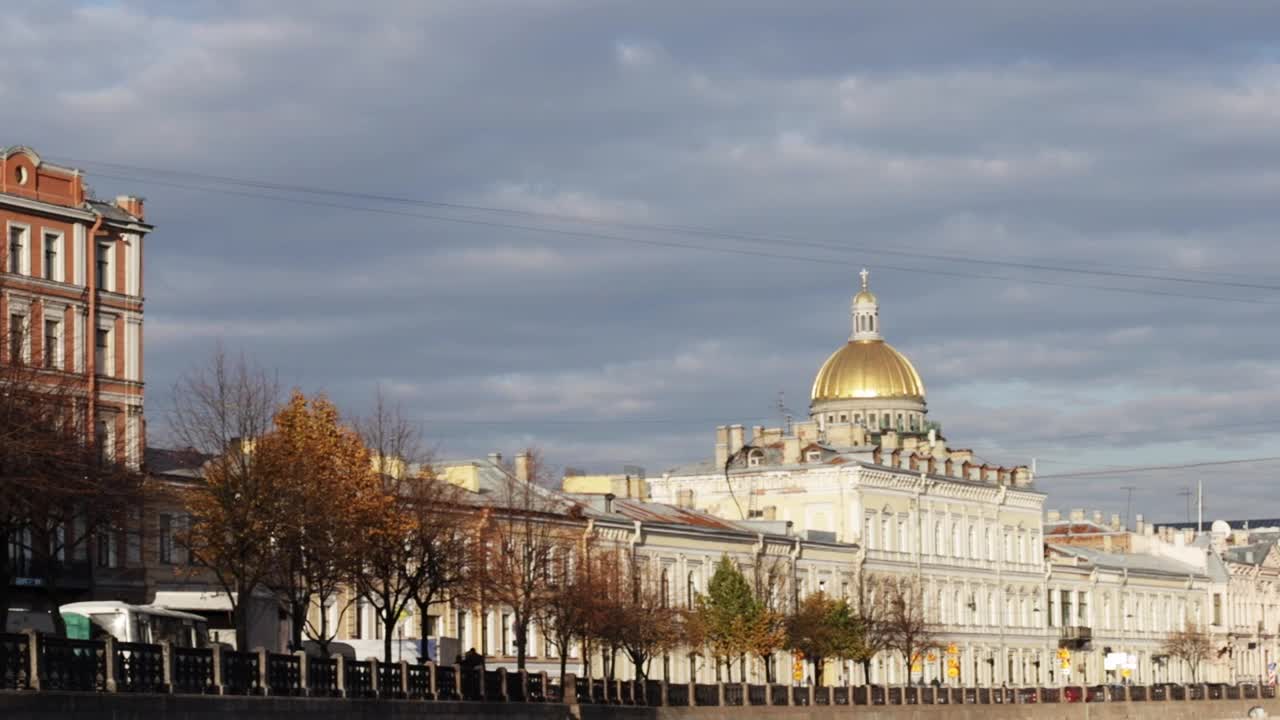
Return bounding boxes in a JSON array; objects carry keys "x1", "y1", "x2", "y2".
[
  {"x1": 811, "y1": 269, "x2": 926, "y2": 403},
  {"x1": 810, "y1": 339, "x2": 925, "y2": 402}
]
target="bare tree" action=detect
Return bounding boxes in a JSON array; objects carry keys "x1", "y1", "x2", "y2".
[
  {"x1": 470, "y1": 448, "x2": 579, "y2": 670},
  {"x1": 171, "y1": 347, "x2": 282, "y2": 650},
  {"x1": 873, "y1": 574, "x2": 938, "y2": 685},
  {"x1": 1163, "y1": 622, "x2": 1213, "y2": 682},
  {"x1": 538, "y1": 536, "x2": 597, "y2": 684},
  {"x1": 0, "y1": 318, "x2": 144, "y2": 633},
  {"x1": 354, "y1": 389, "x2": 473, "y2": 666}
]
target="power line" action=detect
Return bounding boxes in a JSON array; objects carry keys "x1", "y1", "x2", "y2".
[
  {"x1": 63, "y1": 156, "x2": 1280, "y2": 292},
  {"x1": 1035, "y1": 454, "x2": 1280, "y2": 480},
  {"x1": 79, "y1": 169, "x2": 1280, "y2": 307}
]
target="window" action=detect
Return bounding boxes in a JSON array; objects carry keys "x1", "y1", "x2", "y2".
[
  {"x1": 127, "y1": 508, "x2": 142, "y2": 566},
  {"x1": 687, "y1": 571, "x2": 698, "y2": 608},
  {"x1": 97, "y1": 527, "x2": 118, "y2": 568},
  {"x1": 896, "y1": 414, "x2": 904, "y2": 431},
  {"x1": 866, "y1": 514, "x2": 877, "y2": 549},
  {"x1": 43, "y1": 232, "x2": 61, "y2": 281},
  {"x1": 839, "y1": 414, "x2": 847, "y2": 422},
  {"x1": 747, "y1": 449, "x2": 764, "y2": 467},
  {"x1": 968, "y1": 526, "x2": 977, "y2": 558},
  {"x1": 953, "y1": 521, "x2": 963, "y2": 558},
  {"x1": 501, "y1": 613, "x2": 512, "y2": 655},
  {"x1": 8, "y1": 225, "x2": 27, "y2": 274},
  {"x1": 43, "y1": 319, "x2": 60, "y2": 369},
  {"x1": 1213, "y1": 593, "x2": 1223, "y2": 626},
  {"x1": 934, "y1": 522, "x2": 944, "y2": 556},
  {"x1": 898, "y1": 517, "x2": 908, "y2": 552},
  {"x1": 96, "y1": 241, "x2": 113, "y2": 290},
  {"x1": 1079, "y1": 591, "x2": 1089, "y2": 627},
  {"x1": 910, "y1": 415, "x2": 919, "y2": 431},
  {"x1": 456, "y1": 611, "x2": 467, "y2": 647},
  {"x1": 882, "y1": 516, "x2": 892, "y2": 551},
  {"x1": 1047, "y1": 589, "x2": 1056, "y2": 628},
  {"x1": 985, "y1": 528, "x2": 994, "y2": 561},
  {"x1": 158, "y1": 514, "x2": 173, "y2": 564},
  {"x1": 96, "y1": 326, "x2": 113, "y2": 376},
  {"x1": 8, "y1": 313, "x2": 25, "y2": 363},
  {"x1": 660, "y1": 569, "x2": 670, "y2": 607},
  {"x1": 1061, "y1": 590, "x2": 1073, "y2": 627},
  {"x1": 96, "y1": 420, "x2": 114, "y2": 463},
  {"x1": 805, "y1": 450, "x2": 822, "y2": 463},
  {"x1": 355, "y1": 599, "x2": 367, "y2": 639},
  {"x1": 881, "y1": 413, "x2": 890, "y2": 428}
]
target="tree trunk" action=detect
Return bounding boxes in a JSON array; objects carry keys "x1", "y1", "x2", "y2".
[
  {"x1": 516, "y1": 619, "x2": 527, "y2": 670},
  {"x1": 560, "y1": 652, "x2": 568, "y2": 688},
  {"x1": 383, "y1": 614, "x2": 395, "y2": 665},
  {"x1": 862, "y1": 659, "x2": 872, "y2": 686},
  {"x1": 234, "y1": 600, "x2": 251, "y2": 651},
  {"x1": 814, "y1": 656, "x2": 824, "y2": 687},
  {"x1": 290, "y1": 598, "x2": 306, "y2": 651}
]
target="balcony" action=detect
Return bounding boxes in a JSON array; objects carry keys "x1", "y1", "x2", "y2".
[{"x1": 1059, "y1": 625, "x2": 1092, "y2": 647}]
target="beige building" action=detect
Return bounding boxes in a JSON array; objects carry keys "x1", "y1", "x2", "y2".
[
  {"x1": 649, "y1": 271, "x2": 1045, "y2": 686},
  {"x1": 327, "y1": 453, "x2": 862, "y2": 683}
]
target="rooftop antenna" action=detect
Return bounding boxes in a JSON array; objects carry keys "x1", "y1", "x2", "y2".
[
  {"x1": 776, "y1": 391, "x2": 795, "y2": 435},
  {"x1": 1121, "y1": 485, "x2": 1137, "y2": 530}
]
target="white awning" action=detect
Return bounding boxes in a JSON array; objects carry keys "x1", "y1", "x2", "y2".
[{"x1": 150, "y1": 590, "x2": 236, "y2": 612}]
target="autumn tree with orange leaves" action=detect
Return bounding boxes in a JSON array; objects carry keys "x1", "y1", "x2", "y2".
[{"x1": 260, "y1": 391, "x2": 388, "y2": 654}]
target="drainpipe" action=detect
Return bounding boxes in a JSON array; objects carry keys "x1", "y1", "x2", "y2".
[{"x1": 85, "y1": 212, "x2": 103, "y2": 444}]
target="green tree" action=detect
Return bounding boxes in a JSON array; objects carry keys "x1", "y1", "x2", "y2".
[{"x1": 697, "y1": 556, "x2": 756, "y2": 681}]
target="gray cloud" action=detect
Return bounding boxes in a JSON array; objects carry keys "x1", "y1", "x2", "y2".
[{"x1": 5, "y1": 0, "x2": 1280, "y2": 522}]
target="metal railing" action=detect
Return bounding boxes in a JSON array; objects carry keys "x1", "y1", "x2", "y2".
[{"x1": 4, "y1": 632, "x2": 1280, "y2": 709}]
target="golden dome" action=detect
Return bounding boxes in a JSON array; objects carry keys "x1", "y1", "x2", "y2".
[
  {"x1": 811, "y1": 339, "x2": 925, "y2": 402},
  {"x1": 853, "y1": 289, "x2": 877, "y2": 304}
]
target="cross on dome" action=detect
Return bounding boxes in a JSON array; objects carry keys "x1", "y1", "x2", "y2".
[{"x1": 859, "y1": 267, "x2": 869, "y2": 291}]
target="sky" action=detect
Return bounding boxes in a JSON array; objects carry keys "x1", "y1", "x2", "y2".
[{"x1": 3, "y1": 1, "x2": 1280, "y2": 523}]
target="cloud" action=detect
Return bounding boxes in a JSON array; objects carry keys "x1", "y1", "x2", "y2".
[{"x1": 5, "y1": 1, "x2": 1280, "y2": 521}]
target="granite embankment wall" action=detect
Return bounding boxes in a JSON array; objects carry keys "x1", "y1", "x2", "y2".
[
  {"x1": 655, "y1": 701, "x2": 1280, "y2": 719},
  {"x1": 3, "y1": 694, "x2": 1279, "y2": 720}
]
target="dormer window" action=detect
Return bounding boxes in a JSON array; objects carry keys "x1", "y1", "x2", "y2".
[
  {"x1": 747, "y1": 449, "x2": 764, "y2": 467},
  {"x1": 806, "y1": 450, "x2": 823, "y2": 463}
]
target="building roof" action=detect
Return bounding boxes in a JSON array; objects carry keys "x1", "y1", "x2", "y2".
[
  {"x1": 144, "y1": 446, "x2": 209, "y2": 479},
  {"x1": 1048, "y1": 543, "x2": 1207, "y2": 579}
]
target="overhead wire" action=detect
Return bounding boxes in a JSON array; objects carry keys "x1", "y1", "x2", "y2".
[
  {"x1": 60, "y1": 155, "x2": 1280, "y2": 293},
  {"x1": 75, "y1": 169, "x2": 1280, "y2": 307}
]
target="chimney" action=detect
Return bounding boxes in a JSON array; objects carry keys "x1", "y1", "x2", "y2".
[
  {"x1": 715, "y1": 426, "x2": 729, "y2": 468},
  {"x1": 1069, "y1": 509, "x2": 1085, "y2": 522},
  {"x1": 115, "y1": 194, "x2": 145, "y2": 220},
  {"x1": 676, "y1": 489, "x2": 694, "y2": 508},
  {"x1": 488, "y1": 452, "x2": 503, "y2": 468},
  {"x1": 752, "y1": 425, "x2": 764, "y2": 441},
  {"x1": 1046, "y1": 510, "x2": 1061, "y2": 523},
  {"x1": 1110, "y1": 513, "x2": 1121, "y2": 530},
  {"x1": 728, "y1": 424, "x2": 745, "y2": 457},
  {"x1": 1092, "y1": 510, "x2": 1104, "y2": 526},
  {"x1": 514, "y1": 451, "x2": 530, "y2": 483},
  {"x1": 604, "y1": 493, "x2": 615, "y2": 513},
  {"x1": 1134, "y1": 513, "x2": 1145, "y2": 535},
  {"x1": 1012, "y1": 467, "x2": 1032, "y2": 486}
]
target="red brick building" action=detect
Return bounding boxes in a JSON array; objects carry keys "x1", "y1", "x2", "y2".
[{"x1": 0, "y1": 146, "x2": 153, "y2": 467}]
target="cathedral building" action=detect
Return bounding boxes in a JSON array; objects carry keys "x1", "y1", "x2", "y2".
[{"x1": 648, "y1": 271, "x2": 1049, "y2": 686}]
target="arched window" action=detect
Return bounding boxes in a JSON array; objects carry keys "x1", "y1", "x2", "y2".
[
  {"x1": 747, "y1": 449, "x2": 764, "y2": 467},
  {"x1": 687, "y1": 572, "x2": 698, "y2": 608},
  {"x1": 896, "y1": 414, "x2": 904, "y2": 431}
]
